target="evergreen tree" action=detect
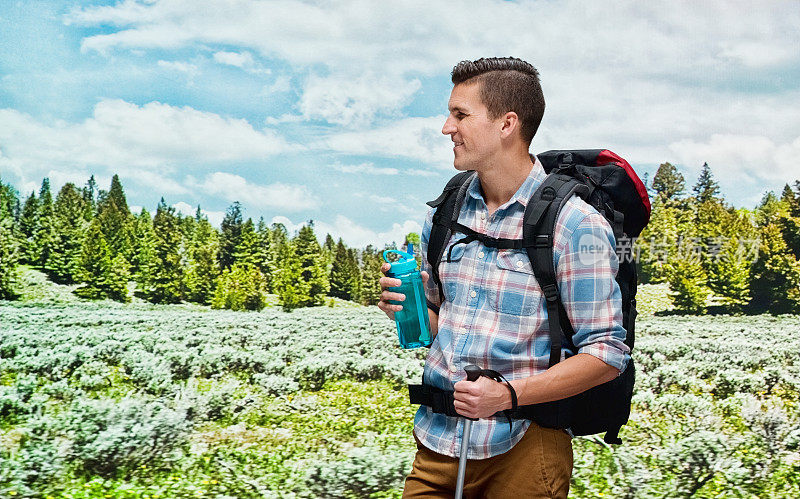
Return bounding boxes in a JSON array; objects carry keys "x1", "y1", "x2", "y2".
[
  {"x1": 75, "y1": 219, "x2": 129, "y2": 302},
  {"x1": 0, "y1": 218, "x2": 18, "y2": 300},
  {"x1": 346, "y1": 247, "x2": 363, "y2": 303},
  {"x1": 267, "y1": 223, "x2": 307, "y2": 310},
  {"x1": 692, "y1": 162, "x2": 721, "y2": 204},
  {"x1": 185, "y1": 212, "x2": 220, "y2": 305},
  {"x1": 18, "y1": 192, "x2": 39, "y2": 264},
  {"x1": 139, "y1": 199, "x2": 183, "y2": 304},
  {"x1": 33, "y1": 178, "x2": 56, "y2": 267},
  {"x1": 219, "y1": 201, "x2": 243, "y2": 271},
  {"x1": 233, "y1": 218, "x2": 260, "y2": 268},
  {"x1": 330, "y1": 239, "x2": 352, "y2": 300},
  {"x1": 652, "y1": 162, "x2": 685, "y2": 202},
  {"x1": 360, "y1": 244, "x2": 383, "y2": 306},
  {"x1": 47, "y1": 183, "x2": 89, "y2": 283},
  {"x1": 96, "y1": 174, "x2": 134, "y2": 261},
  {"x1": 750, "y1": 193, "x2": 800, "y2": 313},
  {"x1": 0, "y1": 179, "x2": 19, "y2": 299},
  {"x1": 255, "y1": 218, "x2": 271, "y2": 286},
  {"x1": 130, "y1": 208, "x2": 156, "y2": 280},
  {"x1": 293, "y1": 222, "x2": 330, "y2": 307},
  {"x1": 211, "y1": 262, "x2": 265, "y2": 311},
  {"x1": 82, "y1": 174, "x2": 98, "y2": 220}
]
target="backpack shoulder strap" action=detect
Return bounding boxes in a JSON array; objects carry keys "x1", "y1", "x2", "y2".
[
  {"x1": 523, "y1": 173, "x2": 589, "y2": 367},
  {"x1": 426, "y1": 171, "x2": 476, "y2": 303}
]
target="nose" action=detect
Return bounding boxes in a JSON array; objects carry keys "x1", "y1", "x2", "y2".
[{"x1": 442, "y1": 115, "x2": 456, "y2": 136}]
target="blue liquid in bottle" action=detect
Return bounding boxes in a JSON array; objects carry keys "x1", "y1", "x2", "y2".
[{"x1": 383, "y1": 244, "x2": 432, "y2": 349}]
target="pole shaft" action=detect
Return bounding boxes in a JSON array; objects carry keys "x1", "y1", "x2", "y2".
[{"x1": 455, "y1": 419, "x2": 472, "y2": 499}]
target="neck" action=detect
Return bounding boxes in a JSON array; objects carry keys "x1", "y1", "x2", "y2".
[{"x1": 477, "y1": 149, "x2": 536, "y2": 209}]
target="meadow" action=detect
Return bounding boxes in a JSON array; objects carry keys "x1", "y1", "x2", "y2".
[{"x1": 1, "y1": 270, "x2": 798, "y2": 498}]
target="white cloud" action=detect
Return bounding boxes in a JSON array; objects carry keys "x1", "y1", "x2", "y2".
[
  {"x1": 299, "y1": 72, "x2": 421, "y2": 126},
  {"x1": 212, "y1": 50, "x2": 254, "y2": 68},
  {"x1": 274, "y1": 214, "x2": 422, "y2": 249},
  {"x1": 668, "y1": 134, "x2": 800, "y2": 183},
  {"x1": 0, "y1": 100, "x2": 292, "y2": 193},
  {"x1": 193, "y1": 172, "x2": 319, "y2": 211},
  {"x1": 321, "y1": 116, "x2": 452, "y2": 167},
  {"x1": 332, "y1": 162, "x2": 398, "y2": 175},
  {"x1": 157, "y1": 59, "x2": 198, "y2": 76}
]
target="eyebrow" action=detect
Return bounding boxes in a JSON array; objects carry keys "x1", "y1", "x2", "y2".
[{"x1": 448, "y1": 105, "x2": 468, "y2": 114}]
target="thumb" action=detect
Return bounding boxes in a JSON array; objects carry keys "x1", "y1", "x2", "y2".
[{"x1": 420, "y1": 270, "x2": 429, "y2": 284}]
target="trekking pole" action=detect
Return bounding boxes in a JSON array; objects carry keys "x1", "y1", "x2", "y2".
[{"x1": 455, "y1": 364, "x2": 482, "y2": 499}]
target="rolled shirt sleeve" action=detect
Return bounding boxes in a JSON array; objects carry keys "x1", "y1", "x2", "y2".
[{"x1": 555, "y1": 210, "x2": 630, "y2": 373}]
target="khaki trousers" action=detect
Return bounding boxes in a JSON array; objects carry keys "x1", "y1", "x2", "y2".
[{"x1": 402, "y1": 422, "x2": 573, "y2": 498}]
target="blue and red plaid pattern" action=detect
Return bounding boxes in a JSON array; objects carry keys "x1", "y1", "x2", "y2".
[{"x1": 414, "y1": 157, "x2": 630, "y2": 459}]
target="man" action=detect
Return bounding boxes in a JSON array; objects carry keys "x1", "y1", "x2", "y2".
[{"x1": 378, "y1": 57, "x2": 630, "y2": 498}]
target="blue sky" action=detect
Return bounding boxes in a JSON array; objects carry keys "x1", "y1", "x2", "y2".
[{"x1": 1, "y1": 0, "x2": 799, "y2": 248}]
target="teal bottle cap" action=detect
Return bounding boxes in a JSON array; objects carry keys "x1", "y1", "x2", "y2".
[{"x1": 383, "y1": 246, "x2": 418, "y2": 275}]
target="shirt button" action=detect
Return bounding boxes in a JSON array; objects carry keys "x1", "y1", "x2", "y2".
[
  {"x1": 516, "y1": 260, "x2": 524, "y2": 268},
  {"x1": 480, "y1": 213, "x2": 486, "y2": 220},
  {"x1": 470, "y1": 290, "x2": 477, "y2": 298},
  {"x1": 478, "y1": 251, "x2": 485, "y2": 259}
]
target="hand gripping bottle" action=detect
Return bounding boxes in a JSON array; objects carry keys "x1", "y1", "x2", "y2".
[{"x1": 383, "y1": 244, "x2": 432, "y2": 349}]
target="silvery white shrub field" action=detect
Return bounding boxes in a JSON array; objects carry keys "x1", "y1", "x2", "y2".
[{"x1": 1, "y1": 300, "x2": 798, "y2": 498}]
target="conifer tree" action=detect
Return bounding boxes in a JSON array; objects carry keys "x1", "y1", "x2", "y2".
[
  {"x1": 346, "y1": 247, "x2": 363, "y2": 303},
  {"x1": 47, "y1": 183, "x2": 89, "y2": 283},
  {"x1": 185, "y1": 210, "x2": 220, "y2": 305},
  {"x1": 652, "y1": 162, "x2": 686, "y2": 203},
  {"x1": 211, "y1": 262, "x2": 265, "y2": 311},
  {"x1": 34, "y1": 178, "x2": 56, "y2": 268},
  {"x1": 256, "y1": 218, "x2": 271, "y2": 286},
  {"x1": 82, "y1": 174, "x2": 98, "y2": 219},
  {"x1": 0, "y1": 218, "x2": 18, "y2": 300},
  {"x1": 0, "y1": 180, "x2": 19, "y2": 299},
  {"x1": 219, "y1": 201, "x2": 243, "y2": 271},
  {"x1": 130, "y1": 208, "x2": 156, "y2": 280},
  {"x1": 233, "y1": 218, "x2": 260, "y2": 268},
  {"x1": 139, "y1": 199, "x2": 183, "y2": 304},
  {"x1": 330, "y1": 239, "x2": 352, "y2": 300},
  {"x1": 18, "y1": 192, "x2": 39, "y2": 264},
  {"x1": 750, "y1": 193, "x2": 800, "y2": 313},
  {"x1": 293, "y1": 222, "x2": 329, "y2": 306},
  {"x1": 692, "y1": 162, "x2": 721, "y2": 204},
  {"x1": 268, "y1": 223, "x2": 308, "y2": 310},
  {"x1": 96, "y1": 174, "x2": 134, "y2": 261},
  {"x1": 360, "y1": 244, "x2": 383, "y2": 306},
  {"x1": 75, "y1": 219, "x2": 128, "y2": 301}
]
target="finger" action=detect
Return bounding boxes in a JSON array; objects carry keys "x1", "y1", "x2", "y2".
[
  {"x1": 420, "y1": 270, "x2": 429, "y2": 284},
  {"x1": 380, "y1": 263, "x2": 391, "y2": 274},
  {"x1": 379, "y1": 276, "x2": 402, "y2": 289},
  {"x1": 380, "y1": 291, "x2": 406, "y2": 302},
  {"x1": 378, "y1": 300, "x2": 403, "y2": 312}
]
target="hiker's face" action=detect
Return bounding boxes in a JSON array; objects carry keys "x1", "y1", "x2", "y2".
[{"x1": 442, "y1": 82, "x2": 502, "y2": 171}]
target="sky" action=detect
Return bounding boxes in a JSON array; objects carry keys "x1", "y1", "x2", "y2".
[{"x1": 1, "y1": 0, "x2": 799, "y2": 248}]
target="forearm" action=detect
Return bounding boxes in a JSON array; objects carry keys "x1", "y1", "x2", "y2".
[{"x1": 505, "y1": 354, "x2": 620, "y2": 409}]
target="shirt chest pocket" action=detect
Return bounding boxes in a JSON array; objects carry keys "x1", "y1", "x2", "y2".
[
  {"x1": 439, "y1": 242, "x2": 465, "y2": 304},
  {"x1": 487, "y1": 250, "x2": 542, "y2": 316}
]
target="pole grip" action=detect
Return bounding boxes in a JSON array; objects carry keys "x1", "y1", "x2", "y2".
[{"x1": 464, "y1": 364, "x2": 481, "y2": 382}]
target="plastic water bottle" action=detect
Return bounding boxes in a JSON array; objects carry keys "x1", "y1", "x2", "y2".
[{"x1": 383, "y1": 244, "x2": 432, "y2": 349}]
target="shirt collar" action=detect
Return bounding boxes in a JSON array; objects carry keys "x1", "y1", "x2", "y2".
[{"x1": 466, "y1": 155, "x2": 548, "y2": 209}]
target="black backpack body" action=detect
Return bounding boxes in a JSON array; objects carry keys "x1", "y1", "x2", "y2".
[{"x1": 420, "y1": 149, "x2": 651, "y2": 444}]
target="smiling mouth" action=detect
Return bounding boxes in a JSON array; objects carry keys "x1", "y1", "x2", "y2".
[{"x1": 453, "y1": 141, "x2": 464, "y2": 148}]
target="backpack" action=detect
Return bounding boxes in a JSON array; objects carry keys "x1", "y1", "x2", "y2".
[{"x1": 419, "y1": 149, "x2": 651, "y2": 444}]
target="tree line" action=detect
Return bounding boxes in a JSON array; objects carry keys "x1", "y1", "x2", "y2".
[
  {"x1": 0, "y1": 174, "x2": 394, "y2": 311},
  {"x1": 638, "y1": 162, "x2": 800, "y2": 314},
  {"x1": 1, "y1": 164, "x2": 799, "y2": 314}
]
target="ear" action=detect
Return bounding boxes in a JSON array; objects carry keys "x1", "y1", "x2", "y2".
[{"x1": 499, "y1": 111, "x2": 519, "y2": 140}]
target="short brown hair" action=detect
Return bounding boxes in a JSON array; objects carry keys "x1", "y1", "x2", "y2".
[{"x1": 451, "y1": 57, "x2": 545, "y2": 145}]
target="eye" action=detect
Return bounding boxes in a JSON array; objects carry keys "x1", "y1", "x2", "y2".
[{"x1": 455, "y1": 112, "x2": 466, "y2": 119}]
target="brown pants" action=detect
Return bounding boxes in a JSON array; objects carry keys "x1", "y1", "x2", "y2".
[{"x1": 402, "y1": 422, "x2": 573, "y2": 498}]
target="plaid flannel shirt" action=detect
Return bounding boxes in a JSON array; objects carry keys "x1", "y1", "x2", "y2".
[{"x1": 414, "y1": 156, "x2": 630, "y2": 459}]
